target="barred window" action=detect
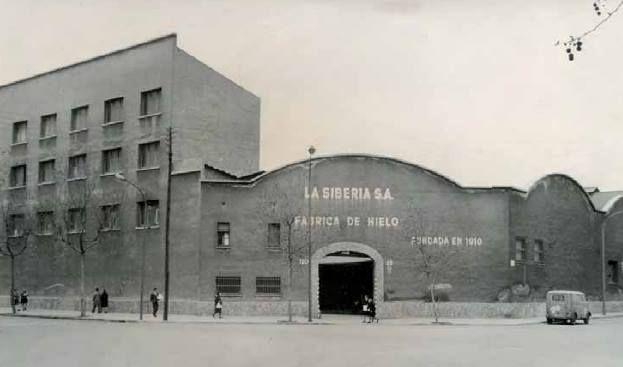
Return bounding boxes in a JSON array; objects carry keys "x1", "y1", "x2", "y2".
[
  {"x1": 71, "y1": 106, "x2": 89, "y2": 131},
  {"x1": 101, "y1": 204, "x2": 120, "y2": 231},
  {"x1": 102, "y1": 148, "x2": 122, "y2": 174},
  {"x1": 13, "y1": 121, "x2": 27, "y2": 144},
  {"x1": 10, "y1": 165, "x2": 27, "y2": 187},
  {"x1": 68, "y1": 208, "x2": 85, "y2": 233},
  {"x1": 104, "y1": 97, "x2": 124, "y2": 123},
  {"x1": 68, "y1": 154, "x2": 87, "y2": 179},
  {"x1": 267, "y1": 223, "x2": 281, "y2": 248},
  {"x1": 256, "y1": 277, "x2": 281, "y2": 295},
  {"x1": 39, "y1": 160, "x2": 55, "y2": 183},
  {"x1": 137, "y1": 200, "x2": 159, "y2": 227},
  {"x1": 40, "y1": 114, "x2": 57, "y2": 138},
  {"x1": 140, "y1": 88, "x2": 162, "y2": 116},
  {"x1": 515, "y1": 238, "x2": 526, "y2": 262},
  {"x1": 534, "y1": 239, "x2": 544, "y2": 263},
  {"x1": 37, "y1": 211, "x2": 54, "y2": 235},
  {"x1": 8, "y1": 214, "x2": 25, "y2": 237},
  {"x1": 138, "y1": 141, "x2": 160, "y2": 169},
  {"x1": 217, "y1": 222, "x2": 230, "y2": 248},
  {"x1": 216, "y1": 276, "x2": 241, "y2": 295}
]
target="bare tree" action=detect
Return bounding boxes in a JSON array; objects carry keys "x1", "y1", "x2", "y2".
[
  {"x1": 262, "y1": 186, "x2": 306, "y2": 322},
  {"x1": 557, "y1": 0, "x2": 623, "y2": 61},
  {"x1": 0, "y1": 200, "x2": 34, "y2": 314},
  {"x1": 53, "y1": 183, "x2": 108, "y2": 317},
  {"x1": 406, "y1": 208, "x2": 460, "y2": 323}
]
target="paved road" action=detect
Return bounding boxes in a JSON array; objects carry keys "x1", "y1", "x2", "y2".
[{"x1": 1, "y1": 316, "x2": 621, "y2": 367}]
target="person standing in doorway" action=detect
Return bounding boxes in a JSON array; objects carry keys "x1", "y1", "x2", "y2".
[
  {"x1": 100, "y1": 288, "x2": 109, "y2": 313},
  {"x1": 20, "y1": 289, "x2": 28, "y2": 311},
  {"x1": 361, "y1": 295, "x2": 369, "y2": 323},
  {"x1": 92, "y1": 288, "x2": 102, "y2": 313},
  {"x1": 213, "y1": 292, "x2": 223, "y2": 318},
  {"x1": 150, "y1": 288, "x2": 160, "y2": 317}
]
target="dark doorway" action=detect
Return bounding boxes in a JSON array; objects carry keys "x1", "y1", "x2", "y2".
[{"x1": 319, "y1": 252, "x2": 373, "y2": 314}]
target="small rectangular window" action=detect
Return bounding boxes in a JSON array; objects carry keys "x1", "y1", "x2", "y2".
[
  {"x1": 256, "y1": 277, "x2": 281, "y2": 295},
  {"x1": 40, "y1": 114, "x2": 57, "y2": 138},
  {"x1": 138, "y1": 141, "x2": 160, "y2": 169},
  {"x1": 104, "y1": 97, "x2": 124, "y2": 123},
  {"x1": 9, "y1": 165, "x2": 27, "y2": 187},
  {"x1": 216, "y1": 276, "x2": 241, "y2": 295},
  {"x1": 71, "y1": 106, "x2": 89, "y2": 131},
  {"x1": 552, "y1": 294, "x2": 565, "y2": 301},
  {"x1": 515, "y1": 238, "x2": 526, "y2": 262},
  {"x1": 37, "y1": 211, "x2": 54, "y2": 235},
  {"x1": 101, "y1": 204, "x2": 120, "y2": 231},
  {"x1": 534, "y1": 239, "x2": 544, "y2": 263},
  {"x1": 68, "y1": 208, "x2": 85, "y2": 233},
  {"x1": 140, "y1": 88, "x2": 162, "y2": 116},
  {"x1": 12, "y1": 121, "x2": 27, "y2": 144},
  {"x1": 137, "y1": 200, "x2": 159, "y2": 227},
  {"x1": 68, "y1": 154, "x2": 87, "y2": 179},
  {"x1": 39, "y1": 160, "x2": 55, "y2": 183},
  {"x1": 8, "y1": 214, "x2": 25, "y2": 237},
  {"x1": 217, "y1": 222, "x2": 231, "y2": 248},
  {"x1": 267, "y1": 223, "x2": 281, "y2": 248},
  {"x1": 102, "y1": 148, "x2": 122, "y2": 174}
]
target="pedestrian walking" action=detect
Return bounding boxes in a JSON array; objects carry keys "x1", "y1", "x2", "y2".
[
  {"x1": 361, "y1": 294, "x2": 370, "y2": 323},
  {"x1": 100, "y1": 288, "x2": 109, "y2": 313},
  {"x1": 11, "y1": 289, "x2": 19, "y2": 312},
  {"x1": 367, "y1": 297, "x2": 378, "y2": 323},
  {"x1": 92, "y1": 288, "x2": 102, "y2": 313},
  {"x1": 150, "y1": 288, "x2": 160, "y2": 317},
  {"x1": 213, "y1": 292, "x2": 223, "y2": 318},
  {"x1": 20, "y1": 289, "x2": 28, "y2": 311}
]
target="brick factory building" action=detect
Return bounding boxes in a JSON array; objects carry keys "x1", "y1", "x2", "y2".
[{"x1": 2, "y1": 36, "x2": 623, "y2": 317}]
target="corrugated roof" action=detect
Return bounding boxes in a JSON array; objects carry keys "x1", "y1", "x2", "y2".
[{"x1": 590, "y1": 191, "x2": 623, "y2": 212}]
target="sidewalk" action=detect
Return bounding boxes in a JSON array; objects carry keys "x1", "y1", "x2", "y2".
[{"x1": 2, "y1": 307, "x2": 622, "y2": 326}]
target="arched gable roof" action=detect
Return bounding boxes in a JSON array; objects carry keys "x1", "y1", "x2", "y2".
[{"x1": 527, "y1": 173, "x2": 599, "y2": 213}]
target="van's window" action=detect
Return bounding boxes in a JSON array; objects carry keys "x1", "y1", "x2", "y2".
[{"x1": 552, "y1": 294, "x2": 565, "y2": 301}]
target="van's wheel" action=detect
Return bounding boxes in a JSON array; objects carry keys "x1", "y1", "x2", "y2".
[
  {"x1": 570, "y1": 313, "x2": 577, "y2": 325},
  {"x1": 547, "y1": 318, "x2": 553, "y2": 324},
  {"x1": 583, "y1": 315, "x2": 590, "y2": 325}
]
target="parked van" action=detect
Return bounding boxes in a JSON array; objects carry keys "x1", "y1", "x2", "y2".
[{"x1": 546, "y1": 290, "x2": 591, "y2": 325}]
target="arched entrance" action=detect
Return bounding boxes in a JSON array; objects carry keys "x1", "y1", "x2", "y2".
[{"x1": 311, "y1": 242, "x2": 384, "y2": 317}]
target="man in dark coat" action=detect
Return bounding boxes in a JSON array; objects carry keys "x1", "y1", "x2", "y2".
[
  {"x1": 92, "y1": 288, "x2": 101, "y2": 313},
  {"x1": 150, "y1": 288, "x2": 160, "y2": 317},
  {"x1": 100, "y1": 288, "x2": 109, "y2": 313}
]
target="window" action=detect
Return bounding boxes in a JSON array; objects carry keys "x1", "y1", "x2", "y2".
[
  {"x1": 216, "y1": 276, "x2": 241, "y2": 295},
  {"x1": 104, "y1": 97, "x2": 124, "y2": 123},
  {"x1": 515, "y1": 238, "x2": 526, "y2": 262},
  {"x1": 70, "y1": 106, "x2": 88, "y2": 131},
  {"x1": 140, "y1": 88, "x2": 161, "y2": 116},
  {"x1": 551, "y1": 294, "x2": 565, "y2": 302},
  {"x1": 40, "y1": 114, "x2": 57, "y2": 138},
  {"x1": 37, "y1": 211, "x2": 54, "y2": 235},
  {"x1": 217, "y1": 222, "x2": 230, "y2": 248},
  {"x1": 9, "y1": 165, "x2": 27, "y2": 187},
  {"x1": 267, "y1": 223, "x2": 281, "y2": 248},
  {"x1": 68, "y1": 154, "x2": 87, "y2": 179},
  {"x1": 256, "y1": 277, "x2": 281, "y2": 295},
  {"x1": 101, "y1": 204, "x2": 120, "y2": 231},
  {"x1": 12, "y1": 121, "x2": 27, "y2": 144},
  {"x1": 8, "y1": 214, "x2": 24, "y2": 237},
  {"x1": 137, "y1": 200, "x2": 159, "y2": 227},
  {"x1": 138, "y1": 141, "x2": 160, "y2": 169},
  {"x1": 534, "y1": 240, "x2": 544, "y2": 263},
  {"x1": 68, "y1": 208, "x2": 85, "y2": 233},
  {"x1": 39, "y1": 160, "x2": 55, "y2": 183},
  {"x1": 102, "y1": 148, "x2": 122, "y2": 174}
]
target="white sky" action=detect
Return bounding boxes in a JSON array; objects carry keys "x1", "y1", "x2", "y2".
[{"x1": 1, "y1": 0, "x2": 622, "y2": 190}]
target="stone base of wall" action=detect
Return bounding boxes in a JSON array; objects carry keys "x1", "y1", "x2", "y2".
[{"x1": 2, "y1": 296, "x2": 623, "y2": 319}]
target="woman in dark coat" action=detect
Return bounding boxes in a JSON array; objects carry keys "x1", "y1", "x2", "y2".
[
  {"x1": 213, "y1": 292, "x2": 223, "y2": 318},
  {"x1": 100, "y1": 289, "x2": 109, "y2": 313},
  {"x1": 20, "y1": 290, "x2": 28, "y2": 311}
]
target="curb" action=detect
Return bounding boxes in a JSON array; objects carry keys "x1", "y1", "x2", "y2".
[{"x1": 0, "y1": 313, "x2": 137, "y2": 324}]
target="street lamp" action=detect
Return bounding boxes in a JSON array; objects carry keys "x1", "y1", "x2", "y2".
[
  {"x1": 307, "y1": 145, "x2": 315, "y2": 322},
  {"x1": 600, "y1": 210, "x2": 623, "y2": 316},
  {"x1": 114, "y1": 173, "x2": 147, "y2": 320}
]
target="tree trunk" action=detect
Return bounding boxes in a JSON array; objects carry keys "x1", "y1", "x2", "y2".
[
  {"x1": 10, "y1": 255, "x2": 16, "y2": 314},
  {"x1": 288, "y1": 259, "x2": 293, "y2": 322},
  {"x1": 430, "y1": 283, "x2": 438, "y2": 323},
  {"x1": 80, "y1": 253, "x2": 86, "y2": 317}
]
